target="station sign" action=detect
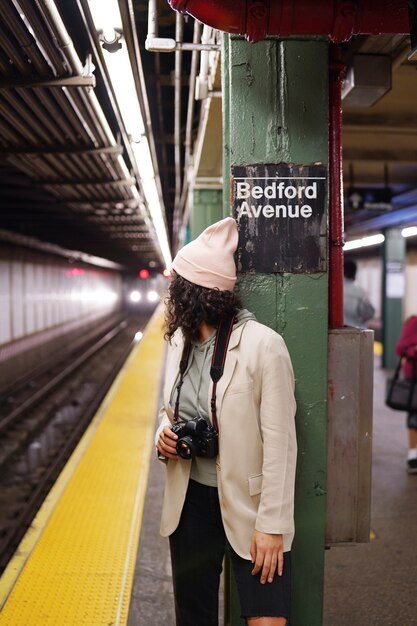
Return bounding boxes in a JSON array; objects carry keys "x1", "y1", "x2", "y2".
[
  {"x1": 386, "y1": 261, "x2": 405, "y2": 299},
  {"x1": 347, "y1": 187, "x2": 392, "y2": 212},
  {"x1": 231, "y1": 163, "x2": 327, "y2": 273}
]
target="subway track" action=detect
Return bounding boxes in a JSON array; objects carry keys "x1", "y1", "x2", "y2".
[{"x1": 0, "y1": 314, "x2": 150, "y2": 575}]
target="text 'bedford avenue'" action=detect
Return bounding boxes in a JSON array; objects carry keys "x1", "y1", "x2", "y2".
[{"x1": 235, "y1": 180, "x2": 318, "y2": 219}]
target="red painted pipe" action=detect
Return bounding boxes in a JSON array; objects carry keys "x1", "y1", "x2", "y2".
[
  {"x1": 169, "y1": 0, "x2": 409, "y2": 43},
  {"x1": 328, "y1": 47, "x2": 345, "y2": 328}
]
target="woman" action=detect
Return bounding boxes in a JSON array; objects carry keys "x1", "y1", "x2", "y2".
[
  {"x1": 396, "y1": 314, "x2": 417, "y2": 473},
  {"x1": 155, "y1": 217, "x2": 297, "y2": 626}
]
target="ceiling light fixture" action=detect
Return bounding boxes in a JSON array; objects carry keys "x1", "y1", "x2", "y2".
[
  {"x1": 88, "y1": 0, "x2": 172, "y2": 268},
  {"x1": 343, "y1": 234, "x2": 385, "y2": 251},
  {"x1": 401, "y1": 226, "x2": 417, "y2": 238}
]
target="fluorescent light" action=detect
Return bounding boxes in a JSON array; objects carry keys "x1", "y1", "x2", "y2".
[
  {"x1": 88, "y1": 0, "x2": 172, "y2": 269},
  {"x1": 402, "y1": 226, "x2": 417, "y2": 238},
  {"x1": 344, "y1": 234, "x2": 385, "y2": 251},
  {"x1": 132, "y1": 137, "x2": 154, "y2": 178},
  {"x1": 132, "y1": 139, "x2": 172, "y2": 266},
  {"x1": 104, "y1": 48, "x2": 144, "y2": 142},
  {"x1": 88, "y1": 0, "x2": 122, "y2": 35}
]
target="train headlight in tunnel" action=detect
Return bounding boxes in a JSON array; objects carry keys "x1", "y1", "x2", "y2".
[
  {"x1": 147, "y1": 290, "x2": 159, "y2": 303},
  {"x1": 129, "y1": 290, "x2": 142, "y2": 303}
]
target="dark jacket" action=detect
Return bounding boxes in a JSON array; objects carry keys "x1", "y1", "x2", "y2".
[{"x1": 396, "y1": 316, "x2": 417, "y2": 379}]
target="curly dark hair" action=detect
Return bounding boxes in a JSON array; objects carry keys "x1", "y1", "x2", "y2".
[{"x1": 164, "y1": 272, "x2": 242, "y2": 343}]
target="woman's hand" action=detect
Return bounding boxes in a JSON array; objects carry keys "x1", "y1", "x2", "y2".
[
  {"x1": 250, "y1": 530, "x2": 284, "y2": 584},
  {"x1": 156, "y1": 425, "x2": 179, "y2": 459}
]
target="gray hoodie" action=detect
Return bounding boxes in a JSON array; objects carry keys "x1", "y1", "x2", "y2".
[{"x1": 169, "y1": 309, "x2": 256, "y2": 487}]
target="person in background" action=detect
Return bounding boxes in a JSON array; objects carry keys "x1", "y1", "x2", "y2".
[
  {"x1": 155, "y1": 217, "x2": 297, "y2": 626},
  {"x1": 343, "y1": 259, "x2": 375, "y2": 328},
  {"x1": 395, "y1": 315, "x2": 417, "y2": 473}
]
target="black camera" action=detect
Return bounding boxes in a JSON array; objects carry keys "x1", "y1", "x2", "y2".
[{"x1": 170, "y1": 416, "x2": 218, "y2": 460}]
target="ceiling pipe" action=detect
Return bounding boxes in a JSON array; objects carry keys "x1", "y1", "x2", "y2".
[
  {"x1": 168, "y1": 0, "x2": 409, "y2": 44},
  {"x1": 173, "y1": 12, "x2": 184, "y2": 249},
  {"x1": 146, "y1": 0, "x2": 219, "y2": 52},
  {"x1": 195, "y1": 25, "x2": 214, "y2": 100},
  {"x1": 15, "y1": 0, "x2": 67, "y2": 74},
  {"x1": 178, "y1": 20, "x2": 203, "y2": 219},
  {"x1": 1, "y1": 2, "x2": 50, "y2": 75},
  {"x1": 34, "y1": 0, "x2": 83, "y2": 75}
]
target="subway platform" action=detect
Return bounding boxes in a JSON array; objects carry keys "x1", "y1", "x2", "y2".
[{"x1": 0, "y1": 315, "x2": 416, "y2": 625}]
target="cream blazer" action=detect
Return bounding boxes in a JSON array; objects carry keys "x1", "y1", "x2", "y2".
[{"x1": 155, "y1": 319, "x2": 297, "y2": 559}]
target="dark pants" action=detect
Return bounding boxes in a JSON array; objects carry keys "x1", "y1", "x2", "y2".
[
  {"x1": 169, "y1": 480, "x2": 225, "y2": 626},
  {"x1": 407, "y1": 411, "x2": 417, "y2": 430},
  {"x1": 169, "y1": 480, "x2": 291, "y2": 626}
]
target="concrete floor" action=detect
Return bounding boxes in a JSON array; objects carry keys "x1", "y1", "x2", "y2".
[
  {"x1": 324, "y1": 357, "x2": 417, "y2": 626},
  {"x1": 128, "y1": 413, "x2": 176, "y2": 626},
  {"x1": 129, "y1": 357, "x2": 417, "y2": 626}
]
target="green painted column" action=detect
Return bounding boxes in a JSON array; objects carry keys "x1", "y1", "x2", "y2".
[
  {"x1": 222, "y1": 35, "x2": 231, "y2": 219},
  {"x1": 190, "y1": 187, "x2": 223, "y2": 239},
  {"x1": 223, "y1": 36, "x2": 329, "y2": 626},
  {"x1": 382, "y1": 228, "x2": 406, "y2": 369}
]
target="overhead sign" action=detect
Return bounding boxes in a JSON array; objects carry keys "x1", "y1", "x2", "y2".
[
  {"x1": 231, "y1": 163, "x2": 327, "y2": 273},
  {"x1": 386, "y1": 261, "x2": 405, "y2": 299},
  {"x1": 347, "y1": 187, "x2": 392, "y2": 212}
]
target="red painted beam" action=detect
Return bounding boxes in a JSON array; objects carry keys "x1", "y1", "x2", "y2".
[{"x1": 169, "y1": 0, "x2": 409, "y2": 43}]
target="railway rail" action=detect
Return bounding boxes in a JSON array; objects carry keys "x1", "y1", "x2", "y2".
[{"x1": 0, "y1": 314, "x2": 149, "y2": 575}]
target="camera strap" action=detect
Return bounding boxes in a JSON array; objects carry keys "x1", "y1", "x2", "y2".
[
  {"x1": 209, "y1": 315, "x2": 235, "y2": 431},
  {"x1": 173, "y1": 315, "x2": 235, "y2": 432},
  {"x1": 173, "y1": 342, "x2": 191, "y2": 423}
]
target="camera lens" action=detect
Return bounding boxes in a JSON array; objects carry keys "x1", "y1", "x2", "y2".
[{"x1": 176, "y1": 436, "x2": 198, "y2": 459}]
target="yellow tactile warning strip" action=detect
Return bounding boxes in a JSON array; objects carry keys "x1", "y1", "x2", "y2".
[
  {"x1": 374, "y1": 341, "x2": 383, "y2": 357},
  {"x1": 0, "y1": 308, "x2": 166, "y2": 626}
]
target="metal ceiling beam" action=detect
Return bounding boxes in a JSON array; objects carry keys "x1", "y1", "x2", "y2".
[
  {"x1": 31, "y1": 177, "x2": 136, "y2": 187},
  {"x1": 343, "y1": 113, "x2": 417, "y2": 129},
  {"x1": 344, "y1": 125, "x2": 417, "y2": 135},
  {"x1": 0, "y1": 212, "x2": 145, "y2": 223},
  {"x1": 0, "y1": 228, "x2": 124, "y2": 270},
  {"x1": 343, "y1": 148, "x2": 417, "y2": 163},
  {"x1": 0, "y1": 75, "x2": 95, "y2": 88},
  {"x1": 88, "y1": 215, "x2": 149, "y2": 222},
  {"x1": 0, "y1": 197, "x2": 138, "y2": 206},
  {"x1": 0, "y1": 146, "x2": 123, "y2": 157},
  {"x1": 347, "y1": 205, "x2": 417, "y2": 235},
  {"x1": 392, "y1": 187, "x2": 417, "y2": 205},
  {"x1": 0, "y1": 213, "x2": 93, "y2": 219}
]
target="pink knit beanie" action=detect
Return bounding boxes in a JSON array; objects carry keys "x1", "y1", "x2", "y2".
[{"x1": 171, "y1": 217, "x2": 238, "y2": 291}]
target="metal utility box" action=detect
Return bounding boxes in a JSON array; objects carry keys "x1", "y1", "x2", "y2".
[{"x1": 326, "y1": 327, "x2": 374, "y2": 545}]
